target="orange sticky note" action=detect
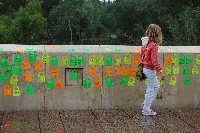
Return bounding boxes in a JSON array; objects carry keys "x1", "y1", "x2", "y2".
[
  {"x1": 55, "y1": 78, "x2": 64, "y2": 89},
  {"x1": 4, "y1": 84, "x2": 12, "y2": 96},
  {"x1": 35, "y1": 60, "x2": 43, "y2": 71},
  {"x1": 114, "y1": 66, "x2": 123, "y2": 76},
  {"x1": 24, "y1": 71, "x2": 33, "y2": 82},
  {"x1": 22, "y1": 58, "x2": 31, "y2": 70},
  {"x1": 105, "y1": 67, "x2": 112, "y2": 77},
  {"x1": 89, "y1": 66, "x2": 97, "y2": 77},
  {"x1": 14, "y1": 48, "x2": 23, "y2": 53},
  {"x1": 50, "y1": 67, "x2": 59, "y2": 78},
  {"x1": 129, "y1": 66, "x2": 137, "y2": 76},
  {"x1": 48, "y1": 44, "x2": 57, "y2": 50},
  {"x1": 133, "y1": 53, "x2": 141, "y2": 65},
  {"x1": 122, "y1": 66, "x2": 130, "y2": 76},
  {"x1": 165, "y1": 55, "x2": 172, "y2": 65},
  {"x1": 94, "y1": 76, "x2": 102, "y2": 88}
]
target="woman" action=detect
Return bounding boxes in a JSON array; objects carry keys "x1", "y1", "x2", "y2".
[{"x1": 141, "y1": 24, "x2": 165, "y2": 116}]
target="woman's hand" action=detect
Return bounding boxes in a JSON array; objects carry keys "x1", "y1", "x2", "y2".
[{"x1": 160, "y1": 72, "x2": 165, "y2": 80}]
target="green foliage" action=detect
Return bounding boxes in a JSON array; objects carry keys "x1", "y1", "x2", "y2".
[
  {"x1": 0, "y1": 0, "x2": 200, "y2": 45},
  {"x1": 48, "y1": 0, "x2": 85, "y2": 44},
  {"x1": 41, "y1": 0, "x2": 60, "y2": 18},
  {"x1": 0, "y1": 0, "x2": 47, "y2": 44},
  {"x1": 0, "y1": 15, "x2": 12, "y2": 43},
  {"x1": 167, "y1": 6, "x2": 200, "y2": 45},
  {"x1": 12, "y1": 0, "x2": 47, "y2": 44},
  {"x1": 0, "y1": 0, "x2": 25, "y2": 15}
]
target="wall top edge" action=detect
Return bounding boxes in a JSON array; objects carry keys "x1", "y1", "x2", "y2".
[{"x1": 0, "y1": 44, "x2": 200, "y2": 53}]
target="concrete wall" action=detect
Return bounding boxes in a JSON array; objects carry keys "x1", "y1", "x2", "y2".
[{"x1": 0, "y1": 44, "x2": 200, "y2": 111}]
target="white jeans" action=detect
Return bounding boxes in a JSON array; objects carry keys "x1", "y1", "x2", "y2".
[{"x1": 142, "y1": 68, "x2": 160, "y2": 112}]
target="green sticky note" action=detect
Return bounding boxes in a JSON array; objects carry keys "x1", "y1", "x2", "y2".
[
  {"x1": 14, "y1": 53, "x2": 23, "y2": 65},
  {"x1": 42, "y1": 52, "x2": 50, "y2": 64},
  {"x1": 61, "y1": 56, "x2": 68, "y2": 67},
  {"x1": 173, "y1": 65, "x2": 179, "y2": 75},
  {"x1": 10, "y1": 75, "x2": 18, "y2": 86},
  {"x1": 106, "y1": 56, "x2": 113, "y2": 66},
  {"x1": 89, "y1": 55, "x2": 97, "y2": 66},
  {"x1": 0, "y1": 71, "x2": 6, "y2": 83},
  {"x1": 115, "y1": 49, "x2": 122, "y2": 53},
  {"x1": 77, "y1": 55, "x2": 85, "y2": 66},
  {"x1": 172, "y1": 54, "x2": 179, "y2": 65},
  {"x1": 26, "y1": 83, "x2": 35, "y2": 95},
  {"x1": 104, "y1": 48, "x2": 112, "y2": 52},
  {"x1": 46, "y1": 78, "x2": 55, "y2": 90},
  {"x1": 84, "y1": 78, "x2": 92, "y2": 89},
  {"x1": 106, "y1": 77, "x2": 114, "y2": 88},
  {"x1": 25, "y1": 48, "x2": 34, "y2": 52},
  {"x1": 13, "y1": 86, "x2": 21, "y2": 96},
  {"x1": 165, "y1": 65, "x2": 172, "y2": 75},
  {"x1": 167, "y1": 48, "x2": 174, "y2": 53},
  {"x1": 169, "y1": 76, "x2": 176, "y2": 86},
  {"x1": 0, "y1": 57, "x2": 9, "y2": 69},
  {"x1": 70, "y1": 56, "x2": 77, "y2": 66},
  {"x1": 184, "y1": 76, "x2": 191, "y2": 87},
  {"x1": 179, "y1": 54, "x2": 185, "y2": 64},
  {"x1": 13, "y1": 65, "x2": 23, "y2": 75},
  {"x1": 6, "y1": 68, "x2": 13, "y2": 77},
  {"x1": 70, "y1": 70, "x2": 78, "y2": 80},
  {"x1": 185, "y1": 54, "x2": 192, "y2": 64},
  {"x1": 68, "y1": 48, "x2": 75, "y2": 52},
  {"x1": 120, "y1": 76, "x2": 128, "y2": 87},
  {"x1": 0, "y1": 48, "x2": 4, "y2": 52},
  {"x1": 97, "y1": 55, "x2": 104, "y2": 66},
  {"x1": 83, "y1": 48, "x2": 91, "y2": 52},
  {"x1": 159, "y1": 78, "x2": 164, "y2": 87},
  {"x1": 37, "y1": 72, "x2": 45, "y2": 82},
  {"x1": 192, "y1": 65, "x2": 199, "y2": 75},
  {"x1": 182, "y1": 65, "x2": 189, "y2": 75},
  {"x1": 115, "y1": 55, "x2": 122, "y2": 65},
  {"x1": 179, "y1": 54, "x2": 192, "y2": 65},
  {"x1": 28, "y1": 51, "x2": 37, "y2": 62},
  {"x1": 127, "y1": 77, "x2": 136, "y2": 87},
  {"x1": 196, "y1": 54, "x2": 200, "y2": 64},
  {"x1": 50, "y1": 55, "x2": 59, "y2": 66},
  {"x1": 124, "y1": 54, "x2": 132, "y2": 65}
]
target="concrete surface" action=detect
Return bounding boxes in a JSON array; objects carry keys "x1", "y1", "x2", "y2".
[
  {"x1": 0, "y1": 108, "x2": 200, "y2": 133},
  {"x1": 0, "y1": 44, "x2": 200, "y2": 111}
]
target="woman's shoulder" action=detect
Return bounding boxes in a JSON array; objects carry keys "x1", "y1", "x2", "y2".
[{"x1": 148, "y1": 41, "x2": 158, "y2": 48}]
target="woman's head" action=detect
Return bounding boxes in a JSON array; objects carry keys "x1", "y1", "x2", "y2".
[{"x1": 145, "y1": 24, "x2": 162, "y2": 45}]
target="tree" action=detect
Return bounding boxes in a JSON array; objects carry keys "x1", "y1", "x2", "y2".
[
  {"x1": 11, "y1": 0, "x2": 47, "y2": 44},
  {"x1": 0, "y1": 15, "x2": 12, "y2": 43},
  {"x1": 41, "y1": 0, "x2": 60, "y2": 18},
  {"x1": 0, "y1": 0, "x2": 47, "y2": 44},
  {"x1": 84, "y1": 0, "x2": 106, "y2": 37},
  {"x1": 110, "y1": 0, "x2": 157, "y2": 45},
  {"x1": 1, "y1": 0, "x2": 199, "y2": 45},
  {"x1": 167, "y1": 6, "x2": 200, "y2": 45},
  {"x1": 49, "y1": 0, "x2": 85, "y2": 45},
  {"x1": 0, "y1": 0, "x2": 26, "y2": 16},
  {"x1": 149, "y1": 0, "x2": 200, "y2": 45}
]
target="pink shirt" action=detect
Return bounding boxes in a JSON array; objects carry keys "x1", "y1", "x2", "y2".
[{"x1": 140, "y1": 41, "x2": 162, "y2": 72}]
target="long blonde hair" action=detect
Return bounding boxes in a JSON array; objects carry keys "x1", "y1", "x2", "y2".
[{"x1": 145, "y1": 24, "x2": 162, "y2": 45}]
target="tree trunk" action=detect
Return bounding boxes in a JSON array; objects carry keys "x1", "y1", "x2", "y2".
[{"x1": 68, "y1": 19, "x2": 73, "y2": 45}]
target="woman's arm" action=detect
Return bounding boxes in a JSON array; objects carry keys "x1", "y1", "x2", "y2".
[
  {"x1": 140, "y1": 45, "x2": 146, "y2": 58},
  {"x1": 151, "y1": 44, "x2": 162, "y2": 72}
]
